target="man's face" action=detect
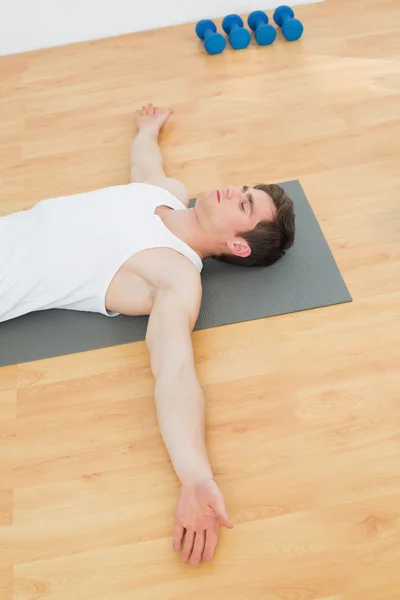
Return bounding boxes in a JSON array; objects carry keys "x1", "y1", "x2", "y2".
[{"x1": 195, "y1": 185, "x2": 277, "y2": 258}]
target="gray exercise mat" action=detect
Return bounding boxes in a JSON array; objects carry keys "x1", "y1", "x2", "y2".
[{"x1": 0, "y1": 180, "x2": 352, "y2": 367}]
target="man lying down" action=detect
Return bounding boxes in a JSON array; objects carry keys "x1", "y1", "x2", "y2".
[{"x1": 0, "y1": 103, "x2": 295, "y2": 566}]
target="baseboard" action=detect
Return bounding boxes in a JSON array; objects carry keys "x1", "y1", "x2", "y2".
[{"x1": 0, "y1": 0, "x2": 325, "y2": 57}]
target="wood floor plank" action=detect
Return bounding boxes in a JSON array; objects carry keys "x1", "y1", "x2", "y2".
[{"x1": 0, "y1": 0, "x2": 399, "y2": 596}]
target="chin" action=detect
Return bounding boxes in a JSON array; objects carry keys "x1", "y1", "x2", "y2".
[
  {"x1": 196, "y1": 191, "x2": 207, "y2": 203},
  {"x1": 194, "y1": 192, "x2": 208, "y2": 210}
]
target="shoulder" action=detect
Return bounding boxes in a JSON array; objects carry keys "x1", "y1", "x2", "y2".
[
  {"x1": 140, "y1": 177, "x2": 190, "y2": 208},
  {"x1": 143, "y1": 249, "x2": 202, "y2": 328},
  {"x1": 168, "y1": 250, "x2": 202, "y2": 297},
  {"x1": 128, "y1": 246, "x2": 202, "y2": 299},
  {"x1": 156, "y1": 248, "x2": 202, "y2": 300}
]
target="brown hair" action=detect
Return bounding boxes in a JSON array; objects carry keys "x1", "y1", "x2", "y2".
[{"x1": 215, "y1": 183, "x2": 295, "y2": 267}]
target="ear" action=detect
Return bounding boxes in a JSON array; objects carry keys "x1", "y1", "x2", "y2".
[{"x1": 226, "y1": 239, "x2": 251, "y2": 258}]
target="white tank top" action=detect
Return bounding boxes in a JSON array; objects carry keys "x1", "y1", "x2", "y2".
[{"x1": 0, "y1": 182, "x2": 202, "y2": 323}]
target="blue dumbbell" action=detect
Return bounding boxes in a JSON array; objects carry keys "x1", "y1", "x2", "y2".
[
  {"x1": 247, "y1": 10, "x2": 277, "y2": 46},
  {"x1": 273, "y1": 5, "x2": 304, "y2": 41},
  {"x1": 196, "y1": 19, "x2": 226, "y2": 54},
  {"x1": 222, "y1": 14, "x2": 251, "y2": 50}
]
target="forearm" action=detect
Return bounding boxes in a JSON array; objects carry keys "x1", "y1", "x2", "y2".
[
  {"x1": 130, "y1": 127, "x2": 165, "y2": 182},
  {"x1": 154, "y1": 369, "x2": 213, "y2": 484}
]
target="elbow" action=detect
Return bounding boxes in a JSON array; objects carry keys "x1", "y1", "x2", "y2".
[
  {"x1": 146, "y1": 335, "x2": 194, "y2": 381},
  {"x1": 153, "y1": 355, "x2": 195, "y2": 383}
]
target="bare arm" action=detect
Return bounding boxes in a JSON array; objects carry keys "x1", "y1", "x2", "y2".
[
  {"x1": 145, "y1": 279, "x2": 212, "y2": 483},
  {"x1": 146, "y1": 271, "x2": 233, "y2": 565},
  {"x1": 130, "y1": 103, "x2": 189, "y2": 206}
]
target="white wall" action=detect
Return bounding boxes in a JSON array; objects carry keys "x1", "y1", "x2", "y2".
[{"x1": 0, "y1": 0, "x2": 323, "y2": 56}]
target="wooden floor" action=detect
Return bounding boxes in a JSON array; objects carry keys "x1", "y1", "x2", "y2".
[{"x1": 1, "y1": 0, "x2": 400, "y2": 597}]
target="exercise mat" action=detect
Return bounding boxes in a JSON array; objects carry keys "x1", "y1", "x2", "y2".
[{"x1": 0, "y1": 180, "x2": 352, "y2": 367}]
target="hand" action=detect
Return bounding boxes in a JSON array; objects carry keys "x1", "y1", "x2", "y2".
[
  {"x1": 173, "y1": 479, "x2": 234, "y2": 566},
  {"x1": 135, "y1": 102, "x2": 173, "y2": 134}
]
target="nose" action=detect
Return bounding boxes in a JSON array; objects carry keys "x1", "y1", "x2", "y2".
[{"x1": 225, "y1": 185, "x2": 243, "y2": 200}]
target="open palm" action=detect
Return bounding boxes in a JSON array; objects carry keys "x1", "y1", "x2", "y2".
[
  {"x1": 173, "y1": 479, "x2": 234, "y2": 565},
  {"x1": 135, "y1": 102, "x2": 172, "y2": 133}
]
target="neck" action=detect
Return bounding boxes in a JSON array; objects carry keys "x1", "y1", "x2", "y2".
[{"x1": 157, "y1": 206, "x2": 217, "y2": 260}]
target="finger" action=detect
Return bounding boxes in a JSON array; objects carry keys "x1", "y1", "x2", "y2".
[
  {"x1": 189, "y1": 530, "x2": 206, "y2": 566},
  {"x1": 148, "y1": 103, "x2": 154, "y2": 115},
  {"x1": 202, "y1": 526, "x2": 218, "y2": 563},
  {"x1": 173, "y1": 523, "x2": 184, "y2": 552},
  {"x1": 215, "y1": 499, "x2": 234, "y2": 529},
  {"x1": 154, "y1": 106, "x2": 160, "y2": 114},
  {"x1": 160, "y1": 108, "x2": 173, "y2": 118},
  {"x1": 181, "y1": 529, "x2": 195, "y2": 563},
  {"x1": 141, "y1": 105, "x2": 147, "y2": 115},
  {"x1": 219, "y1": 514, "x2": 234, "y2": 529}
]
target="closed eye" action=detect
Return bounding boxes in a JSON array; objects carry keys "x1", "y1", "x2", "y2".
[
  {"x1": 240, "y1": 188, "x2": 254, "y2": 216},
  {"x1": 247, "y1": 193, "x2": 254, "y2": 216}
]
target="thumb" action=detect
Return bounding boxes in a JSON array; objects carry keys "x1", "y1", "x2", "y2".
[{"x1": 213, "y1": 499, "x2": 234, "y2": 529}]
